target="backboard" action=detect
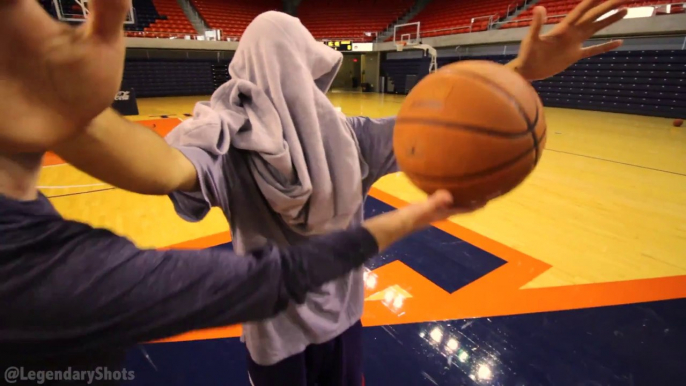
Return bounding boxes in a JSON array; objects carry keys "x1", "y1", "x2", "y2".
[
  {"x1": 393, "y1": 22, "x2": 421, "y2": 48},
  {"x1": 53, "y1": 0, "x2": 135, "y2": 25}
]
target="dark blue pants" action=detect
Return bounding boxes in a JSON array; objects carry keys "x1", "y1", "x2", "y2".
[{"x1": 247, "y1": 321, "x2": 363, "y2": 386}]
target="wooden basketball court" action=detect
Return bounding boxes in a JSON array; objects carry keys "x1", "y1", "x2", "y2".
[
  {"x1": 41, "y1": 93, "x2": 686, "y2": 285},
  {"x1": 37, "y1": 93, "x2": 686, "y2": 383}
]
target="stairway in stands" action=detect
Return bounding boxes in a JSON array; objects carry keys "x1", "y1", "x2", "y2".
[
  {"x1": 376, "y1": 0, "x2": 433, "y2": 43},
  {"x1": 176, "y1": 0, "x2": 209, "y2": 34}
]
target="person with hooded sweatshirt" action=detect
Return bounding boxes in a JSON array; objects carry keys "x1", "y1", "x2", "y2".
[
  {"x1": 55, "y1": 2, "x2": 630, "y2": 384},
  {"x1": 0, "y1": 0, "x2": 472, "y2": 381}
]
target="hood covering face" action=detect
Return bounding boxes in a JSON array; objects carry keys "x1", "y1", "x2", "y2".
[{"x1": 166, "y1": 11, "x2": 366, "y2": 234}]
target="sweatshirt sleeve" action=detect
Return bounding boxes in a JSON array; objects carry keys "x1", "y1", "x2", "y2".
[
  {"x1": 347, "y1": 116, "x2": 399, "y2": 187},
  {"x1": 2, "y1": 221, "x2": 377, "y2": 359}
]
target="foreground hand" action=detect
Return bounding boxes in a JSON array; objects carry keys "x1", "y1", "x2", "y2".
[
  {"x1": 512, "y1": 0, "x2": 629, "y2": 81},
  {"x1": 400, "y1": 190, "x2": 484, "y2": 228},
  {"x1": 363, "y1": 190, "x2": 484, "y2": 251},
  {"x1": 0, "y1": 0, "x2": 131, "y2": 153}
]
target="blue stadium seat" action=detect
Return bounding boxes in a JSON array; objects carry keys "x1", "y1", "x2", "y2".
[{"x1": 383, "y1": 50, "x2": 686, "y2": 118}]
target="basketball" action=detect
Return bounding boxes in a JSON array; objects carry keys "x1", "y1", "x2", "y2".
[
  {"x1": 674, "y1": 119, "x2": 684, "y2": 127},
  {"x1": 393, "y1": 61, "x2": 547, "y2": 206}
]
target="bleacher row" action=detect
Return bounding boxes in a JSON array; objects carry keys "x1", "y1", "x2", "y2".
[
  {"x1": 382, "y1": 50, "x2": 686, "y2": 118},
  {"x1": 122, "y1": 60, "x2": 217, "y2": 97},
  {"x1": 502, "y1": 0, "x2": 683, "y2": 29},
  {"x1": 40, "y1": 0, "x2": 683, "y2": 41}
]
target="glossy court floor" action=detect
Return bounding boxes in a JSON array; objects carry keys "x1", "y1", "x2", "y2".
[{"x1": 40, "y1": 93, "x2": 686, "y2": 385}]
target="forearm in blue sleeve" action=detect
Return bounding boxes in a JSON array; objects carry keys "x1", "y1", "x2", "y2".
[{"x1": 4, "y1": 225, "x2": 378, "y2": 359}]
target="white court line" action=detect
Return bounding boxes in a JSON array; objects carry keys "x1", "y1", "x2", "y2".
[{"x1": 38, "y1": 183, "x2": 109, "y2": 189}]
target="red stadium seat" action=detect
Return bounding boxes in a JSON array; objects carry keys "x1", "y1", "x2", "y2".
[
  {"x1": 190, "y1": 0, "x2": 280, "y2": 40},
  {"x1": 404, "y1": 0, "x2": 529, "y2": 38},
  {"x1": 298, "y1": 0, "x2": 414, "y2": 42},
  {"x1": 502, "y1": 0, "x2": 681, "y2": 30}
]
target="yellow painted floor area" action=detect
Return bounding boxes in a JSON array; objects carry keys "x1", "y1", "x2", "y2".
[{"x1": 40, "y1": 94, "x2": 686, "y2": 287}]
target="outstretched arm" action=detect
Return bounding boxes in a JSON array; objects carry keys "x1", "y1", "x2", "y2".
[
  {"x1": 54, "y1": 108, "x2": 199, "y2": 195},
  {"x1": 4, "y1": 190, "x2": 466, "y2": 359},
  {"x1": 507, "y1": 0, "x2": 628, "y2": 81}
]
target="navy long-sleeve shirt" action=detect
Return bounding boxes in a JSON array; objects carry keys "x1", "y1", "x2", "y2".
[{"x1": 0, "y1": 193, "x2": 378, "y2": 366}]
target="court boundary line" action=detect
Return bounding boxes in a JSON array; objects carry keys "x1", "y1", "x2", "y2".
[{"x1": 546, "y1": 148, "x2": 686, "y2": 177}]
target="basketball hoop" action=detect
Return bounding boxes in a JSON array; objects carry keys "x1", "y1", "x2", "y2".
[
  {"x1": 53, "y1": 0, "x2": 135, "y2": 25},
  {"x1": 395, "y1": 42, "x2": 407, "y2": 52}
]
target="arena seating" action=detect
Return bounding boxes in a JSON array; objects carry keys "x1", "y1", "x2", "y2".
[
  {"x1": 534, "y1": 49, "x2": 686, "y2": 118},
  {"x1": 298, "y1": 0, "x2": 414, "y2": 42},
  {"x1": 404, "y1": 0, "x2": 524, "y2": 39},
  {"x1": 190, "y1": 0, "x2": 280, "y2": 40},
  {"x1": 123, "y1": 59, "x2": 216, "y2": 97},
  {"x1": 38, "y1": 0, "x2": 58, "y2": 18},
  {"x1": 125, "y1": 0, "x2": 196, "y2": 38},
  {"x1": 502, "y1": 0, "x2": 684, "y2": 29},
  {"x1": 382, "y1": 50, "x2": 686, "y2": 118},
  {"x1": 40, "y1": 0, "x2": 195, "y2": 38}
]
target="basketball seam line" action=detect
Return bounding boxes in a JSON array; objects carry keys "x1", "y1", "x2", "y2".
[
  {"x1": 395, "y1": 118, "x2": 532, "y2": 138},
  {"x1": 406, "y1": 144, "x2": 537, "y2": 182},
  {"x1": 442, "y1": 67, "x2": 544, "y2": 163},
  {"x1": 408, "y1": 129, "x2": 548, "y2": 183},
  {"x1": 439, "y1": 68, "x2": 533, "y2": 130}
]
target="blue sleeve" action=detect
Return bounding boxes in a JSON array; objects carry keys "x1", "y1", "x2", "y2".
[
  {"x1": 2, "y1": 221, "x2": 378, "y2": 359},
  {"x1": 166, "y1": 145, "x2": 229, "y2": 222},
  {"x1": 348, "y1": 116, "x2": 399, "y2": 189}
]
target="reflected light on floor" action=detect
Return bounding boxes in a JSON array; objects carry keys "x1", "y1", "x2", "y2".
[
  {"x1": 446, "y1": 337, "x2": 459, "y2": 352},
  {"x1": 477, "y1": 363, "x2": 493, "y2": 382},
  {"x1": 363, "y1": 269, "x2": 378, "y2": 290},
  {"x1": 430, "y1": 327, "x2": 443, "y2": 343}
]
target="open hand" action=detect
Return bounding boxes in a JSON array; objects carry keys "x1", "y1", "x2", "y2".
[
  {"x1": 0, "y1": 0, "x2": 131, "y2": 153},
  {"x1": 403, "y1": 190, "x2": 485, "y2": 227},
  {"x1": 513, "y1": 0, "x2": 629, "y2": 81},
  {"x1": 363, "y1": 190, "x2": 484, "y2": 251}
]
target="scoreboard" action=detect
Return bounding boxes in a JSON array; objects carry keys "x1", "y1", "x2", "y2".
[{"x1": 323, "y1": 40, "x2": 353, "y2": 52}]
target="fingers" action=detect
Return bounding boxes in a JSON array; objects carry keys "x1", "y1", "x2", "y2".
[
  {"x1": 563, "y1": 0, "x2": 603, "y2": 25},
  {"x1": 426, "y1": 190, "x2": 455, "y2": 211},
  {"x1": 591, "y1": 8, "x2": 628, "y2": 32},
  {"x1": 580, "y1": 39, "x2": 623, "y2": 59},
  {"x1": 578, "y1": 0, "x2": 629, "y2": 26},
  {"x1": 526, "y1": 6, "x2": 547, "y2": 42},
  {"x1": 425, "y1": 190, "x2": 486, "y2": 219},
  {"x1": 87, "y1": 0, "x2": 132, "y2": 41},
  {"x1": 1, "y1": 0, "x2": 59, "y2": 32}
]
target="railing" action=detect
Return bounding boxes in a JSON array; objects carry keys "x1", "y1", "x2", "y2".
[
  {"x1": 506, "y1": 2, "x2": 517, "y2": 16},
  {"x1": 126, "y1": 31, "x2": 197, "y2": 39},
  {"x1": 496, "y1": 1, "x2": 685, "y2": 28},
  {"x1": 494, "y1": 13, "x2": 566, "y2": 28},
  {"x1": 418, "y1": 14, "x2": 497, "y2": 37},
  {"x1": 127, "y1": 31, "x2": 375, "y2": 43},
  {"x1": 125, "y1": 30, "x2": 230, "y2": 41},
  {"x1": 472, "y1": 14, "x2": 497, "y2": 30}
]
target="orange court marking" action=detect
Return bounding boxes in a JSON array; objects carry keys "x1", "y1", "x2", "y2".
[
  {"x1": 147, "y1": 172, "x2": 686, "y2": 344},
  {"x1": 164, "y1": 232, "x2": 232, "y2": 250}
]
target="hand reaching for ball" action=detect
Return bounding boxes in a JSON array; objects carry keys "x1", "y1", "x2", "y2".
[
  {"x1": 511, "y1": 0, "x2": 629, "y2": 81},
  {"x1": 363, "y1": 190, "x2": 484, "y2": 251}
]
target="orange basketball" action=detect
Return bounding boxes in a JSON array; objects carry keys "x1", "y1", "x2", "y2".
[
  {"x1": 674, "y1": 119, "x2": 684, "y2": 127},
  {"x1": 394, "y1": 61, "x2": 547, "y2": 206}
]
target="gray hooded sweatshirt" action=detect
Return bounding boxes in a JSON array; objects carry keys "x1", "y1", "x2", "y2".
[{"x1": 165, "y1": 11, "x2": 398, "y2": 365}]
